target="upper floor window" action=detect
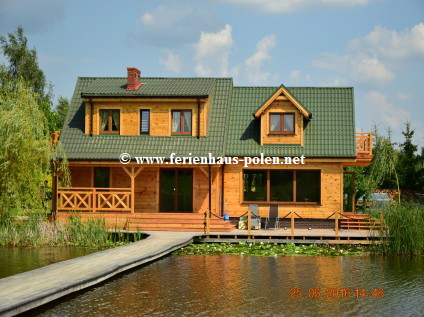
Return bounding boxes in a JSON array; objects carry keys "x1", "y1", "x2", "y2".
[
  {"x1": 172, "y1": 110, "x2": 192, "y2": 135},
  {"x1": 269, "y1": 113, "x2": 295, "y2": 135},
  {"x1": 140, "y1": 110, "x2": 150, "y2": 134},
  {"x1": 100, "y1": 109, "x2": 120, "y2": 134}
]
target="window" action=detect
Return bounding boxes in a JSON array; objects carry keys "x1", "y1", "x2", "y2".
[
  {"x1": 100, "y1": 109, "x2": 120, "y2": 134},
  {"x1": 140, "y1": 110, "x2": 150, "y2": 134},
  {"x1": 243, "y1": 170, "x2": 320, "y2": 204},
  {"x1": 243, "y1": 170, "x2": 267, "y2": 201},
  {"x1": 172, "y1": 110, "x2": 192, "y2": 135},
  {"x1": 269, "y1": 113, "x2": 295, "y2": 134},
  {"x1": 94, "y1": 167, "x2": 110, "y2": 188}
]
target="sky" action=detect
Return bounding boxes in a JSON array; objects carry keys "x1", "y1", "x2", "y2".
[{"x1": 0, "y1": 0, "x2": 423, "y2": 147}]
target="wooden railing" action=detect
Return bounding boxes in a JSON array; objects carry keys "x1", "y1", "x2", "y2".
[
  {"x1": 58, "y1": 187, "x2": 131, "y2": 212},
  {"x1": 356, "y1": 132, "x2": 372, "y2": 156}
]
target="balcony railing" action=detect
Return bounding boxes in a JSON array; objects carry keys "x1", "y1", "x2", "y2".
[
  {"x1": 57, "y1": 187, "x2": 132, "y2": 212},
  {"x1": 356, "y1": 132, "x2": 372, "y2": 156}
]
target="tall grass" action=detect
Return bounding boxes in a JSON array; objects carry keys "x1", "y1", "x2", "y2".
[
  {"x1": 378, "y1": 202, "x2": 424, "y2": 255},
  {"x1": 0, "y1": 214, "x2": 141, "y2": 248}
]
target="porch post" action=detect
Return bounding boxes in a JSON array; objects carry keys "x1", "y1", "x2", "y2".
[
  {"x1": 291, "y1": 212, "x2": 295, "y2": 238},
  {"x1": 335, "y1": 212, "x2": 339, "y2": 239},
  {"x1": 52, "y1": 166, "x2": 58, "y2": 220},
  {"x1": 131, "y1": 167, "x2": 135, "y2": 214}
]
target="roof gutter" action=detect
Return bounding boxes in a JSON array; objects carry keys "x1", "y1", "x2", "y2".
[{"x1": 81, "y1": 94, "x2": 209, "y2": 99}]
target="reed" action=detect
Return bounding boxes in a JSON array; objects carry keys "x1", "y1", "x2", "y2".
[
  {"x1": 0, "y1": 214, "x2": 141, "y2": 248},
  {"x1": 378, "y1": 202, "x2": 424, "y2": 255}
]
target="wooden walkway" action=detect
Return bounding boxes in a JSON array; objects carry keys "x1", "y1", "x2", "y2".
[
  {"x1": 0, "y1": 232, "x2": 196, "y2": 317},
  {"x1": 0, "y1": 228, "x2": 378, "y2": 316}
]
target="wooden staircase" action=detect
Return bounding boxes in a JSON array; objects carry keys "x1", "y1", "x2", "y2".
[
  {"x1": 340, "y1": 213, "x2": 381, "y2": 230},
  {"x1": 126, "y1": 213, "x2": 235, "y2": 232}
]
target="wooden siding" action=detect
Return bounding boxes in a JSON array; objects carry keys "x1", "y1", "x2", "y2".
[
  {"x1": 260, "y1": 100, "x2": 303, "y2": 145},
  {"x1": 223, "y1": 162, "x2": 343, "y2": 219},
  {"x1": 84, "y1": 98, "x2": 209, "y2": 136},
  {"x1": 68, "y1": 165, "x2": 220, "y2": 214}
]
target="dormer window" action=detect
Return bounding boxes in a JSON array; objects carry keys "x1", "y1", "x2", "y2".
[
  {"x1": 100, "y1": 109, "x2": 120, "y2": 134},
  {"x1": 172, "y1": 110, "x2": 192, "y2": 135},
  {"x1": 269, "y1": 113, "x2": 295, "y2": 135}
]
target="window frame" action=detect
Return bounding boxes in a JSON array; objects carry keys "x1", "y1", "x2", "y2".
[
  {"x1": 99, "y1": 109, "x2": 120, "y2": 134},
  {"x1": 269, "y1": 112, "x2": 295, "y2": 135},
  {"x1": 140, "y1": 109, "x2": 150, "y2": 135},
  {"x1": 242, "y1": 169, "x2": 321, "y2": 205},
  {"x1": 171, "y1": 110, "x2": 192, "y2": 135}
]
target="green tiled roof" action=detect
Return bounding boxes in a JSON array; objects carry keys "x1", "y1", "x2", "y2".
[
  {"x1": 60, "y1": 77, "x2": 233, "y2": 160},
  {"x1": 225, "y1": 86, "x2": 356, "y2": 157},
  {"x1": 81, "y1": 77, "x2": 215, "y2": 97},
  {"x1": 60, "y1": 76, "x2": 356, "y2": 161}
]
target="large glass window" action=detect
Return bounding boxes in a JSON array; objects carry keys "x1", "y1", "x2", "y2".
[
  {"x1": 172, "y1": 110, "x2": 192, "y2": 135},
  {"x1": 243, "y1": 170, "x2": 267, "y2": 202},
  {"x1": 243, "y1": 170, "x2": 320, "y2": 203},
  {"x1": 140, "y1": 110, "x2": 150, "y2": 134},
  {"x1": 296, "y1": 171, "x2": 321, "y2": 202},
  {"x1": 269, "y1": 113, "x2": 295, "y2": 134},
  {"x1": 270, "y1": 170, "x2": 293, "y2": 202},
  {"x1": 100, "y1": 109, "x2": 120, "y2": 134}
]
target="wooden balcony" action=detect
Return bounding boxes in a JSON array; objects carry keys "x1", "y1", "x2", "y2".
[
  {"x1": 58, "y1": 187, "x2": 132, "y2": 212},
  {"x1": 344, "y1": 132, "x2": 373, "y2": 166}
]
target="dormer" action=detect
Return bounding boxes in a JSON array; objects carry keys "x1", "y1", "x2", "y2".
[{"x1": 254, "y1": 85, "x2": 311, "y2": 146}]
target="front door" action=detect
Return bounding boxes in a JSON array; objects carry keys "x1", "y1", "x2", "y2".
[{"x1": 160, "y1": 169, "x2": 193, "y2": 212}]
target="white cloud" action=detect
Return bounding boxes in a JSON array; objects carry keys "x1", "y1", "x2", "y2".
[
  {"x1": 351, "y1": 23, "x2": 424, "y2": 59},
  {"x1": 314, "y1": 52, "x2": 394, "y2": 85},
  {"x1": 159, "y1": 50, "x2": 182, "y2": 73},
  {"x1": 314, "y1": 23, "x2": 424, "y2": 86},
  {"x1": 131, "y1": 5, "x2": 223, "y2": 47},
  {"x1": 140, "y1": 12, "x2": 154, "y2": 26},
  {"x1": 244, "y1": 34, "x2": 277, "y2": 84},
  {"x1": 396, "y1": 92, "x2": 411, "y2": 101},
  {"x1": 290, "y1": 70, "x2": 301, "y2": 81},
  {"x1": 365, "y1": 91, "x2": 410, "y2": 130},
  {"x1": 194, "y1": 24, "x2": 233, "y2": 77},
  {"x1": 220, "y1": 0, "x2": 368, "y2": 13}
]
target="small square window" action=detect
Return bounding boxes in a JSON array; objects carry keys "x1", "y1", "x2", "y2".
[
  {"x1": 172, "y1": 110, "x2": 192, "y2": 135},
  {"x1": 269, "y1": 113, "x2": 295, "y2": 135},
  {"x1": 100, "y1": 109, "x2": 120, "y2": 134}
]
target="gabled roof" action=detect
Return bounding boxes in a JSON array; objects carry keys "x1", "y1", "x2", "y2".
[
  {"x1": 254, "y1": 84, "x2": 311, "y2": 119},
  {"x1": 59, "y1": 77, "x2": 357, "y2": 160},
  {"x1": 224, "y1": 86, "x2": 356, "y2": 157},
  {"x1": 59, "y1": 77, "x2": 233, "y2": 160}
]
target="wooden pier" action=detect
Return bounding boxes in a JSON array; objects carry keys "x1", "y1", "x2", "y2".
[
  {"x1": 0, "y1": 228, "x2": 378, "y2": 316},
  {"x1": 0, "y1": 232, "x2": 196, "y2": 317}
]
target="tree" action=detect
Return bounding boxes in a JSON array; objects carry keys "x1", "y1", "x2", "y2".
[
  {"x1": 397, "y1": 122, "x2": 423, "y2": 191},
  {"x1": 55, "y1": 96, "x2": 69, "y2": 130},
  {"x1": 0, "y1": 26, "x2": 57, "y2": 130},
  {"x1": 0, "y1": 79, "x2": 52, "y2": 217},
  {"x1": 347, "y1": 127, "x2": 399, "y2": 210}
]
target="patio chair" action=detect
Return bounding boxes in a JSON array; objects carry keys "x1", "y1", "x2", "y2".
[
  {"x1": 265, "y1": 204, "x2": 280, "y2": 229},
  {"x1": 248, "y1": 204, "x2": 261, "y2": 230}
]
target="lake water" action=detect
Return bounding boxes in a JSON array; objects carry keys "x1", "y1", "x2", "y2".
[
  {"x1": 28, "y1": 255, "x2": 424, "y2": 317},
  {"x1": 0, "y1": 247, "x2": 98, "y2": 278}
]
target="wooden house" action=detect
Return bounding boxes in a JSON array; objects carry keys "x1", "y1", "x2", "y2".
[{"x1": 54, "y1": 67, "x2": 372, "y2": 231}]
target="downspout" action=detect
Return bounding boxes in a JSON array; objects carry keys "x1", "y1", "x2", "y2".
[
  {"x1": 220, "y1": 163, "x2": 225, "y2": 217},
  {"x1": 208, "y1": 164, "x2": 212, "y2": 216},
  {"x1": 197, "y1": 98, "x2": 201, "y2": 139},
  {"x1": 89, "y1": 98, "x2": 93, "y2": 136}
]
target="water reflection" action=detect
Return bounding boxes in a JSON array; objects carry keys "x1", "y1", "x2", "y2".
[
  {"x1": 0, "y1": 247, "x2": 98, "y2": 278},
  {"x1": 30, "y1": 255, "x2": 424, "y2": 317}
]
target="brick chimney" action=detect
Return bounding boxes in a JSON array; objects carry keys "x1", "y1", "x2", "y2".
[{"x1": 127, "y1": 67, "x2": 142, "y2": 90}]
